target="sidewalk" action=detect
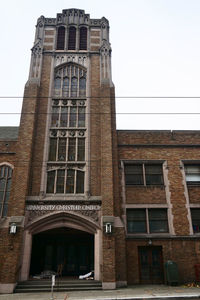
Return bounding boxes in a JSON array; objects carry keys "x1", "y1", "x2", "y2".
[{"x1": 1, "y1": 285, "x2": 200, "y2": 300}]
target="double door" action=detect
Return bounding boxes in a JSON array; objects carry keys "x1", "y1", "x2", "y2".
[{"x1": 138, "y1": 246, "x2": 164, "y2": 284}]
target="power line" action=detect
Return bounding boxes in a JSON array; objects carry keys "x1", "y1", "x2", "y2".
[
  {"x1": 0, "y1": 112, "x2": 200, "y2": 115},
  {"x1": 1, "y1": 96, "x2": 200, "y2": 99}
]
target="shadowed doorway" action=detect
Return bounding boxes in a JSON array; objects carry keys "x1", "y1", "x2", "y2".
[{"x1": 30, "y1": 227, "x2": 94, "y2": 278}]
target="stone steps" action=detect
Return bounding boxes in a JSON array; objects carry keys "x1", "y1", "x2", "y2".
[{"x1": 15, "y1": 279, "x2": 102, "y2": 293}]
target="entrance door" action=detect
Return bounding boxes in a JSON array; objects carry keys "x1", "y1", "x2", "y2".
[
  {"x1": 30, "y1": 227, "x2": 94, "y2": 277},
  {"x1": 138, "y1": 246, "x2": 164, "y2": 284}
]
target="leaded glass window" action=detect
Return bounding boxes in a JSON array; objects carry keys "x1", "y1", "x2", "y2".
[
  {"x1": 47, "y1": 63, "x2": 87, "y2": 195},
  {"x1": 0, "y1": 165, "x2": 13, "y2": 217}
]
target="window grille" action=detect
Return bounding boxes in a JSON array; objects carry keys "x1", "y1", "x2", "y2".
[{"x1": 56, "y1": 26, "x2": 65, "y2": 50}]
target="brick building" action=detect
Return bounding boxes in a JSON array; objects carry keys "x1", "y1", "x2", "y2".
[{"x1": 0, "y1": 8, "x2": 200, "y2": 293}]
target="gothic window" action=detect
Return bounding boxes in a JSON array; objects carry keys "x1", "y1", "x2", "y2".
[
  {"x1": 0, "y1": 165, "x2": 13, "y2": 217},
  {"x1": 47, "y1": 168, "x2": 84, "y2": 194},
  {"x1": 48, "y1": 64, "x2": 87, "y2": 195},
  {"x1": 68, "y1": 26, "x2": 76, "y2": 50},
  {"x1": 51, "y1": 103, "x2": 85, "y2": 128},
  {"x1": 79, "y1": 27, "x2": 87, "y2": 50},
  {"x1": 54, "y1": 65, "x2": 86, "y2": 98},
  {"x1": 56, "y1": 26, "x2": 65, "y2": 50},
  {"x1": 48, "y1": 137, "x2": 85, "y2": 162}
]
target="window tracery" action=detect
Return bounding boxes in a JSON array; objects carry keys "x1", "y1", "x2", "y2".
[{"x1": 47, "y1": 64, "x2": 87, "y2": 195}]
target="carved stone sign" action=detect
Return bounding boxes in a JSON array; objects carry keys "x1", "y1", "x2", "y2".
[{"x1": 26, "y1": 204, "x2": 101, "y2": 211}]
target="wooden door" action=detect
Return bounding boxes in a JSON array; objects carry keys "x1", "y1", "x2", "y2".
[{"x1": 138, "y1": 246, "x2": 164, "y2": 284}]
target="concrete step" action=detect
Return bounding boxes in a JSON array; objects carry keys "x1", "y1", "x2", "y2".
[{"x1": 15, "y1": 279, "x2": 102, "y2": 293}]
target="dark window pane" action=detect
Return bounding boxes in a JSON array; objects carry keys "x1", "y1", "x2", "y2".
[
  {"x1": 71, "y1": 77, "x2": 78, "y2": 97},
  {"x1": 145, "y1": 165, "x2": 163, "y2": 185},
  {"x1": 79, "y1": 27, "x2": 87, "y2": 50},
  {"x1": 60, "y1": 107, "x2": 68, "y2": 127},
  {"x1": 0, "y1": 167, "x2": 4, "y2": 177},
  {"x1": 125, "y1": 165, "x2": 143, "y2": 185},
  {"x1": 6, "y1": 178, "x2": 12, "y2": 191},
  {"x1": 51, "y1": 107, "x2": 59, "y2": 127},
  {"x1": 76, "y1": 171, "x2": 84, "y2": 193},
  {"x1": 68, "y1": 138, "x2": 76, "y2": 161},
  {"x1": 69, "y1": 107, "x2": 77, "y2": 127},
  {"x1": 78, "y1": 139, "x2": 85, "y2": 161},
  {"x1": 56, "y1": 170, "x2": 65, "y2": 193},
  {"x1": 8, "y1": 167, "x2": 12, "y2": 178},
  {"x1": 79, "y1": 77, "x2": 86, "y2": 97},
  {"x1": 47, "y1": 171, "x2": 55, "y2": 193},
  {"x1": 68, "y1": 26, "x2": 76, "y2": 50},
  {"x1": 0, "y1": 179, "x2": 5, "y2": 192},
  {"x1": 66, "y1": 169, "x2": 75, "y2": 193},
  {"x1": 146, "y1": 174, "x2": 163, "y2": 185},
  {"x1": 49, "y1": 138, "x2": 57, "y2": 161},
  {"x1": 58, "y1": 138, "x2": 66, "y2": 161},
  {"x1": 149, "y1": 209, "x2": 168, "y2": 233},
  {"x1": 78, "y1": 107, "x2": 85, "y2": 127},
  {"x1": 54, "y1": 77, "x2": 61, "y2": 96},
  {"x1": 127, "y1": 209, "x2": 146, "y2": 233},
  {"x1": 191, "y1": 208, "x2": 200, "y2": 233},
  {"x1": 2, "y1": 204, "x2": 8, "y2": 217},
  {"x1": 62, "y1": 77, "x2": 69, "y2": 97},
  {"x1": 56, "y1": 26, "x2": 65, "y2": 50},
  {"x1": 0, "y1": 191, "x2": 4, "y2": 202}
]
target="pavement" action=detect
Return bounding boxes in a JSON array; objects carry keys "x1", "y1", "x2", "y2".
[{"x1": 1, "y1": 285, "x2": 200, "y2": 300}]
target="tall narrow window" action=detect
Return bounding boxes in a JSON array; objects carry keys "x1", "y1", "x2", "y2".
[
  {"x1": 60, "y1": 107, "x2": 68, "y2": 127},
  {"x1": 51, "y1": 107, "x2": 59, "y2": 127},
  {"x1": 76, "y1": 171, "x2": 84, "y2": 193},
  {"x1": 69, "y1": 107, "x2": 77, "y2": 127},
  {"x1": 78, "y1": 139, "x2": 85, "y2": 161},
  {"x1": 79, "y1": 27, "x2": 87, "y2": 50},
  {"x1": 47, "y1": 171, "x2": 55, "y2": 193},
  {"x1": 58, "y1": 138, "x2": 66, "y2": 161},
  {"x1": 68, "y1": 27, "x2": 76, "y2": 50},
  {"x1": 66, "y1": 169, "x2": 75, "y2": 193},
  {"x1": 49, "y1": 138, "x2": 57, "y2": 161},
  {"x1": 68, "y1": 138, "x2": 76, "y2": 161},
  {"x1": 79, "y1": 77, "x2": 86, "y2": 97},
  {"x1": 54, "y1": 78, "x2": 61, "y2": 97},
  {"x1": 56, "y1": 170, "x2": 65, "y2": 193},
  {"x1": 0, "y1": 165, "x2": 12, "y2": 217},
  {"x1": 62, "y1": 77, "x2": 69, "y2": 97},
  {"x1": 71, "y1": 77, "x2": 78, "y2": 97},
  {"x1": 78, "y1": 107, "x2": 85, "y2": 127},
  {"x1": 56, "y1": 26, "x2": 65, "y2": 50}
]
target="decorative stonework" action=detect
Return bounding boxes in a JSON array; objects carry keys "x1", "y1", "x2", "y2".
[
  {"x1": 26, "y1": 207, "x2": 100, "y2": 224},
  {"x1": 55, "y1": 55, "x2": 88, "y2": 68}
]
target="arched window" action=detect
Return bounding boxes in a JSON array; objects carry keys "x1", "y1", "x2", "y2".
[
  {"x1": 56, "y1": 26, "x2": 65, "y2": 50},
  {"x1": 79, "y1": 77, "x2": 86, "y2": 97},
  {"x1": 68, "y1": 26, "x2": 76, "y2": 50},
  {"x1": 0, "y1": 165, "x2": 13, "y2": 217},
  {"x1": 79, "y1": 27, "x2": 87, "y2": 50},
  {"x1": 71, "y1": 77, "x2": 78, "y2": 97}
]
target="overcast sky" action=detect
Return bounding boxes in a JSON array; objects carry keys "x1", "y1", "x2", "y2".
[{"x1": 1, "y1": 0, "x2": 200, "y2": 130}]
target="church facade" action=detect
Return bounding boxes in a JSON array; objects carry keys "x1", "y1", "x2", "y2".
[{"x1": 1, "y1": 9, "x2": 200, "y2": 293}]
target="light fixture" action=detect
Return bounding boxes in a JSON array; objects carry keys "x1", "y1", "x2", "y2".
[
  {"x1": 10, "y1": 223, "x2": 17, "y2": 234},
  {"x1": 105, "y1": 223, "x2": 112, "y2": 234}
]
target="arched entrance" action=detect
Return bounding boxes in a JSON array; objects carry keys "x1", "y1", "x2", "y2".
[
  {"x1": 30, "y1": 227, "x2": 94, "y2": 277},
  {"x1": 20, "y1": 211, "x2": 101, "y2": 281}
]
